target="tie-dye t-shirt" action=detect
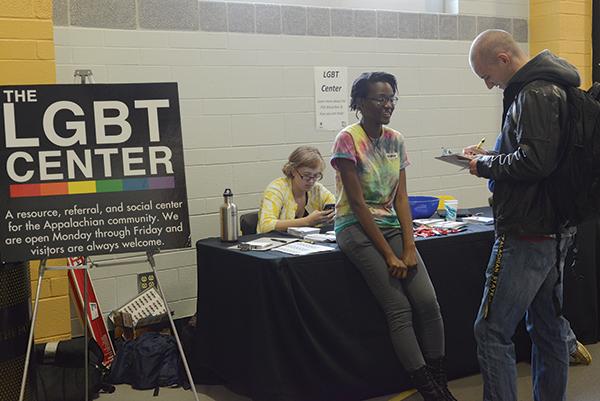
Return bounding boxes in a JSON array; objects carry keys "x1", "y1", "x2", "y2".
[{"x1": 330, "y1": 123, "x2": 410, "y2": 233}]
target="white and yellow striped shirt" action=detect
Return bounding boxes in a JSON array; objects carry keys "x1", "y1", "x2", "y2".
[{"x1": 257, "y1": 177, "x2": 335, "y2": 233}]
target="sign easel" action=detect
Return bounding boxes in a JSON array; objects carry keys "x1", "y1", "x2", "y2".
[{"x1": 1, "y1": 71, "x2": 199, "y2": 401}]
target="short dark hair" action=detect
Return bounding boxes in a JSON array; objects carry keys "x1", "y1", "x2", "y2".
[{"x1": 350, "y1": 72, "x2": 398, "y2": 111}]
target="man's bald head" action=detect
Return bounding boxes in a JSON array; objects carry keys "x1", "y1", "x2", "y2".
[
  {"x1": 469, "y1": 30, "x2": 528, "y2": 90},
  {"x1": 470, "y1": 30, "x2": 526, "y2": 68}
]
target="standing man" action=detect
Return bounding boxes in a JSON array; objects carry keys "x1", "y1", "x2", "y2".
[{"x1": 464, "y1": 29, "x2": 581, "y2": 401}]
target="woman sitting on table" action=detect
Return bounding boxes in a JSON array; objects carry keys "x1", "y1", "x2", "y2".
[
  {"x1": 257, "y1": 146, "x2": 335, "y2": 233},
  {"x1": 331, "y1": 72, "x2": 458, "y2": 401}
]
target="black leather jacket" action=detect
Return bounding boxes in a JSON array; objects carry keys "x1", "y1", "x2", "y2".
[{"x1": 475, "y1": 51, "x2": 580, "y2": 235}]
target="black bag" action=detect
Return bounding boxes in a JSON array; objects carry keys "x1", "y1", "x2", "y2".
[
  {"x1": 550, "y1": 82, "x2": 600, "y2": 226},
  {"x1": 107, "y1": 332, "x2": 184, "y2": 392},
  {"x1": 34, "y1": 337, "x2": 112, "y2": 401}
]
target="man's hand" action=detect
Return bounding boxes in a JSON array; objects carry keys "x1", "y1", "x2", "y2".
[
  {"x1": 469, "y1": 158, "x2": 480, "y2": 176},
  {"x1": 463, "y1": 144, "x2": 488, "y2": 158}
]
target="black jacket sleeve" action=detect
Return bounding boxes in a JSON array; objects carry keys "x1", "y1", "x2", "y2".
[{"x1": 476, "y1": 83, "x2": 565, "y2": 181}]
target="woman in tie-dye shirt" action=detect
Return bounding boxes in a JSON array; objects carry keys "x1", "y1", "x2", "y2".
[{"x1": 331, "y1": 72, "x2": 458, "y2": 401}]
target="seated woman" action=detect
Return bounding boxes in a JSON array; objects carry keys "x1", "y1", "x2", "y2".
[{"x1": 257, "y1": 146, "x2": 335, "y2": 233}]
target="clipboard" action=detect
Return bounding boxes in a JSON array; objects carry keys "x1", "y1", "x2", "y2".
[{"x1": 434, "y1": 153, "x2": 472, "y2": 169}]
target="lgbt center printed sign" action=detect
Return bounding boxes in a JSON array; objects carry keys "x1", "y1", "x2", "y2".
[{"x1": 0, "y1": 83, "x2": 190, "y2": 262}]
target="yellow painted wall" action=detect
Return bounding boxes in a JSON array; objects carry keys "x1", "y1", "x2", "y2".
[
  {"x1": 30, "y1": 260, "x2": 71, "y2": 342},
  {"x1": 530, "y1": 0, "x2": 593, "y2": 88},
  {"x1": 0, "y1": 1, "x2": 71, "y2": 342}
]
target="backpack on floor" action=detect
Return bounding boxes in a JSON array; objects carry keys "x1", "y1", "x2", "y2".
[
  {"x1": 107, "y1": 332, "x2": 185, "y2": 393},
  {"x1": 35, "y1": 337, "x2": 113, "y2": 401}
]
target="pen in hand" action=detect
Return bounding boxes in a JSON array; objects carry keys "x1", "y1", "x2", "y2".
[{"x1": 475, "y1": 137, "x2": 486, "y2": 150}]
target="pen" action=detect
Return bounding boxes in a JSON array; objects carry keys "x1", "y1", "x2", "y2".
[
  {"x1": 475, "y1": 137, "x2": 486, "y2": 149},
  {"x1": 272, "y1": 238, "x2": 289, "y2": 243}
]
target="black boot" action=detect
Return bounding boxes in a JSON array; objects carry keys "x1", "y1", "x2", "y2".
[
  {"x1": 408, "y1": 365, "x2": 446, "y2": 401},
  {"x1": 426, "y1": 357, "x2": 459, "y2": 401}
]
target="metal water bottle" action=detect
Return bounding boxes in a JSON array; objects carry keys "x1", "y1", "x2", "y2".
[{"x1": 220, "y1": 188, "x2": 238, "y2": 242}]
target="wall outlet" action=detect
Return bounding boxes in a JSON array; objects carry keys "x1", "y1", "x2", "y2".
[{"x1": 137, "y1": 272, "x2": 157, "y2": 293}]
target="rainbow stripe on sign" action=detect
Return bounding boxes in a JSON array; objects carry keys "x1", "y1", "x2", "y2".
[{"x1": 9, "y1": 177, "x2": 175, "y2": 198}]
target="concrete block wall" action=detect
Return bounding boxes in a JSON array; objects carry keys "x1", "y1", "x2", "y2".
[
  {"x1": 459, "y1": 1, "x2": 529, "y2": 18},
  {"x1": 52, "y1": 0, "x2": 529, "y2": 325}
]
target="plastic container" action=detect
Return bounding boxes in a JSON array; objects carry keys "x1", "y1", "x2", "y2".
[
  {"x1": 436, "y1": 195, "x2": 456, "y2": 211},
  {"x1": 444, "y1": 199, "x2": 459, "y2": 221},
  {"x1": 408, "y1": 196, "x2": 440, "y2": 219}
]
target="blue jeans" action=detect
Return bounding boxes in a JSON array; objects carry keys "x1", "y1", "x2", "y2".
[{"x1": 474, "y1": 233, "x2": 574, "y2": 401}]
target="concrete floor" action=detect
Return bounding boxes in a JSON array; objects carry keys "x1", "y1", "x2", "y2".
[{"x1": 99, "y1": 342, "x2": 600, "y2": 401}]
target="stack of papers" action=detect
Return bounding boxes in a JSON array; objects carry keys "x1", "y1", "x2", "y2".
[
  {"x1": 414, "y1": 218, "x2": 468, "y2": 230},
  {"x1": 462, "y1": 216, "x2": 494, "y2": 224},
  {"x1": 430, "y1": 221, "x2": 467, "y2": 230},
  {"x1": 234, "y1": 237, "x2": 297, "y2": 251},
  {"x1": 273, "y1": 241, "x2": 334, "y2": 256},
  {"x1": 414, "y1": 218, "x2": 445, "y2": 226},
  {"x1": 287, "y1": 227, "x2": 320, "y2": 238},
  {"x1": 304, "y1": 233, "x2": 336, "y2": 242}
]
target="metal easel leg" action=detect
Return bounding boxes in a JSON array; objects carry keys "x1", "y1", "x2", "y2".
[
  {"x1": 19, "y1": 258, "x2": 47, "y2": 401},
  {"x1": 146, "y1": 251, "x2": 200, "y2": 401}
]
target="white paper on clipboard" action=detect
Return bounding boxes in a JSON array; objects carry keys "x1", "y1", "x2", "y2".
[{"x1": 434, "y1": 153, "x2": 472, "y2": 169}]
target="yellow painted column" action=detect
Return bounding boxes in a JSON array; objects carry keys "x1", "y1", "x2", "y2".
[
  {"x1": 0, "y1": 1, "x2": 71, "y2": 342},
  {"x1": 530, "y1": 0, "x2": 593, "y2": 88}
]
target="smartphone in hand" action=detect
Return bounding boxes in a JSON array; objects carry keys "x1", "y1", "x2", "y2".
[{"x1": 324, "y1": 204, "x2": 335, "y2": 211}]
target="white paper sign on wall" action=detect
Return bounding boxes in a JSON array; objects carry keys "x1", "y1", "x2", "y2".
[{"x1": 314, "y1": 67, "x2": 348, "y2": 131}]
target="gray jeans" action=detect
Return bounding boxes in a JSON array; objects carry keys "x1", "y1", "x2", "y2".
[{"x1": 337, "y1": 224, "x2": 445, "y2": 371}]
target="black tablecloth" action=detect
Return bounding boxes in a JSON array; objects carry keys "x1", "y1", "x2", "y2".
[{"x1": 192, "y1": 211, "x2": 599, "y2": 401}]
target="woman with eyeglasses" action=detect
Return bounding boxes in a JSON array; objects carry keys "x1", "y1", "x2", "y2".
[
  {"x1": 257, "y1": 146, "x2": 335, "y2": 233},
  {"x1": 331, "y1": 72, "x2": 458, "y2": 401}
]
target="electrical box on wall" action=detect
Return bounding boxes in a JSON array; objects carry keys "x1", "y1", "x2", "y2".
[{"x1": 137, "y1": 272, "x2": 157, "y2": 293}]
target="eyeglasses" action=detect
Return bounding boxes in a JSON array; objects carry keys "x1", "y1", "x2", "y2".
[
  {"x1": 297, "y1": 172, "x2": 323, "y2": 182},
  {"x1": 366, "y1": 96, "x2": 399, "y2": 106}
]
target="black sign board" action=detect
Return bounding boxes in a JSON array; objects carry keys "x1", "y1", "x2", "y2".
[{"x1": 0, "y1": 83, "x2": 191, "y2": 262}]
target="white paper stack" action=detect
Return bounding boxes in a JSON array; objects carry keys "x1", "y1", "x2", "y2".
[
  {"x1": 430, "y1": 221, "x2": 467, "y2": 230},
  {"x1": 413, "y1": 218, "x2": 445, "y2": 226},
  {"x1": 233, "y1": 237, "x2": 297, "y2": 251},
  {"x1": 462, "y1": 216, "x2": 494, "y2": 224},
  {"x1": 287, "y1": 226, "x2": 320, "y2": 238},
  {"x1": 304, "y1": 233, "x2": 336, "y2": 242},
  {"x1": 273, "y1": 241, "x2": 334, "y2": 256}
]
